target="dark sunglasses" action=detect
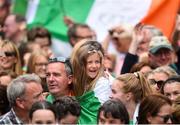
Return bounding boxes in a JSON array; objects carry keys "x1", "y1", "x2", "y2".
[
  {"x1": 157, "y1": 114, "x2": 173, "y2": 123},
  {"x1": 4, "y1": 52, "x2": 16, "y2": 57},
  {"x1": 149, "y1": 79, "x2": 164, "y2": 89}
]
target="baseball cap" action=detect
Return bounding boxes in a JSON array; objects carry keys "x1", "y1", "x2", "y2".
[{"x1": 149, "y1": 36, "x2": 173, "y2": 54}]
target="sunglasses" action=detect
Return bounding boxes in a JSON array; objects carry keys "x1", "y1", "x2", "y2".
[
  {"x1": 157, "y1": 114, "x2": 173, "y2": 123},
  {"x1": 48, "y1": 57, "x2": 68, "y2": 63},
  {"x1": 149, "y1": 79, "x2": 164, "y2": 89},
  {"x1": 4, "y1": 52, "x2": 16, "y2": 57}
]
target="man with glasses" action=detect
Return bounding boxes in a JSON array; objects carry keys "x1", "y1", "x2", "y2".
[
  {"x1": 0, "y1": 74, "x2": 44, "y2": 124},
  {"x1": 46, "y1": 57, "x2": 73, "y2": 103},
  {"x1": 148, "y1": 36, "x2": 174, "y2": 68}
]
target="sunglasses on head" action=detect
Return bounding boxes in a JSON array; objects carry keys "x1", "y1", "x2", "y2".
[
  {"x1": 48, "y1": 57, "x2": 68, "y2": 63},
  {"x1": 48, "y1": 57, "x2": 72, "y2": 73},
  {"x1": 157, "y1": 114, "x2": 173, "y2": 123},
  {"x1": 4, "y1": 52, "x2": 16, "y2": 57},
  {"x1": 149, "y1": 79, "x2": 164, "y2": 89}
]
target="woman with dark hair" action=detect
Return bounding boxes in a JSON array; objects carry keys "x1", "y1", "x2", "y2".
[
  {"x1": 161, "y1": 75, "x2": 180, "y2": 102},
  {"x1": 97, "y1": 99, "x2": 129, "y2": 124},
  {"x1": 27, "y1": 50, "x2": 49, "y2": 92},
  {"x1": 138, "y1": 94, "x2": 173, "y2": 124},
  {"x1": 29, "y1": 101, "x2": 57, "y2": 124}
]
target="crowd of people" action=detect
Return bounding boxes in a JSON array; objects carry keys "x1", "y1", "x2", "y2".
[{"x1": 0, "y1": 0, "x2": 180, "y2": 124}]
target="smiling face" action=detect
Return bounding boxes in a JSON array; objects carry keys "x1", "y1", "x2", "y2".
[
  {"x1": 86, "y1": 53, "x2": 101, "y2": 79},
  {"x1": 34, "y1": 55, "x2": 48, "y2": 78},
  {"x1": 0, "y1": 44, "x2": 17, "y2": 70},
  {"x1": 149, "y1": 48, "x2": 173, "y2": 67}
]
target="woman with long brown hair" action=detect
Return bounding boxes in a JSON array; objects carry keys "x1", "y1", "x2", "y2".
[{"x1": 70, "y1": 39, "x2": 111, "y2": 124}]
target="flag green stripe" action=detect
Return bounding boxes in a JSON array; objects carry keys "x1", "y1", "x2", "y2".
[
  {"x1": 28, "y1": 0, "x2": 95, "y2": 41},
  {"x1": 12, "y1": 0, "x2": 28, "y2": 16},
  {"x1": 77, "y1": 91, "x2": 101, "y2": 124}
]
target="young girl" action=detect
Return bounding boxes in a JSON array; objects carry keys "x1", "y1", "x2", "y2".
[{"x1": 70, "y1": 39, "x2": 112, "y2": 124}]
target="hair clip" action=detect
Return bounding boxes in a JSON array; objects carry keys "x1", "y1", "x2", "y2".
[{"x1": 134, "y1": 72, "x2": 140, "y2": 79}]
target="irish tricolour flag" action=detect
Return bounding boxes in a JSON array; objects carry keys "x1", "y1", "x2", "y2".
[{"x1": 13, "y1": 0, "x2": 179, "y2": 57}]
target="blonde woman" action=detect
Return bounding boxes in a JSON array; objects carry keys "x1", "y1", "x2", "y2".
[
  {"x1": 110, "y1": 72, "x2": 152, "y2": 124},
  {"x1": 27, "y1": 50, "x2": 49, "y2": 92},
  {"x1": 147, "y1": 66, "x2": 177, "y2": 93},
  {"x1": 0, "y1": 40, "x2": 22, "y2": 75},
  {"x1": 70, "y1": 39, "x2": 112, "y2": 124}
]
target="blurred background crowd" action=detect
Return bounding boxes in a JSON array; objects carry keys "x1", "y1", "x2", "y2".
[{"x1": 0, "y1": 0, "x2": 180, "y2": 124}]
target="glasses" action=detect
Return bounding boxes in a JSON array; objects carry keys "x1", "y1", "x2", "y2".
[
  {"x1": 5, "y1": 52, "x2": 16, "y2": 57},
  {"x1": 149, "y1": 79, "x2": 164, "y2": 89},
  {"x1": 153, "y1": 49, "x2": 172, "y2": 57},
  {"x1": 35, "y1": 63, "x2": 48, "y2": 67},
  {"x1": 157, "y1": 114, "x2": 173, "y2": 123}
]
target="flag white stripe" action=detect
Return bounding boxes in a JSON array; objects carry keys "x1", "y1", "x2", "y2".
[
  {"x1": 26, "y1": 0, "x2": 40, "y2": 24},
  {"x1": 51, "y1": 38, "x2": 72, "y2": 57},
  {"x1": 86, "y1": 0, "x2": 152, "y2": 41}
]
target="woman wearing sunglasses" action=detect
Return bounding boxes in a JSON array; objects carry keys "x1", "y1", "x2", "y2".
[
  {"x1": 147, "y1": 66, "x2": 177, "y2": 93},
  {"x1": 138, "y1": 94, "x2": 173, "y2": 124},
  {"x1": 0, "y1": 40, "x2": 22, "y2": 75}
]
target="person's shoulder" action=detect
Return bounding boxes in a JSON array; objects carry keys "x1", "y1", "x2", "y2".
[{"x1": 0, "y1": 111, "x2": 11, "y2": 124}]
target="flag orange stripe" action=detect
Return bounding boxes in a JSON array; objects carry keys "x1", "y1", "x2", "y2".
[{"x1": 141, "y1": 0, "x2": 180, "y2": 40}]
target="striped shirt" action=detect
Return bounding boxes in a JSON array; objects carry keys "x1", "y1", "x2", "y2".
[{"x1": 0, "y1": 108, "x2": 23, "y2": 125}]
